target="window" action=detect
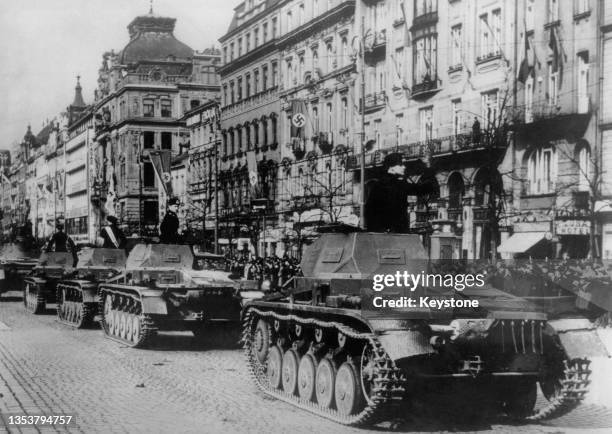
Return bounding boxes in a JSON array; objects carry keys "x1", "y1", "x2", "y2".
[
  {"x1": 413, "y1": 34, "x2": 437, "y2": 83},
  {"x1": 526, "y1": 0, "x2": 535, "y2": 30},
  {"x1": 272, "y1": 17, "x2": 278, "y2": 38},
  {"x1": 143, "y1": 99, "x2": 154, "y2": 117},
  {"x1": 450, "y1": 24, "x2": 462, "y2": 68},
  {"x1": 246, "y1": 33, "x2": 250, "y2": 52},
  {"x1": 419, "y1": 107, "x2": 434, "y2": 141},
  {"x1": 190, "y1": 99, "x2": 200, "y2": 109},
  {"x1": 578, "y1": 52, "x2": 589, "y2": 113},
  {"x1": 161, "y1": 132, "x2": 172, "y2": 150},
  {"x1": 254, "y1": 29, "x2": 259, "y2": 47},
  {"x1": 298, "y1": 55, "x2": 304, "y2": 83},
  {"x1": 326, "y1": 42, "x2": 334, "y2": 72},
  {"x1": 578, "y1": 144, "x2": 591, "y2": 191},
  {"x1": 143, "y1": 162, "x2": 155, "y2": 187},
  {"x1": 312, "y1": 106, "x2": 319, "y2": 133},
  {"x1": 326, "y1": 102, "x2": 333, "y2": 131},
  {"x1": 245, "y1": 74, "x2": 251, "y2": 98},
  {"x1": 452, "y1": 99, "x2": 462, "y2": 136},
  {"x1": 223, "y1": 85, "x2": 228, "y2": 106},
  {"x1": 245, "y1": 124, "x2": 251, "y2": 149},
  {"x1": 272, "y1": 62, "x2": 278, "y2": 86},
  {"x1": 575, "y1": 0, "x2": 590, "y2": 15},
  {"x1": 223, "y1": 47, "x2": 228, "y2": 64},
  {"x1": 237, "y1": 77, "x2": 243, "y2": 101},
  {"x1": 341, "y1": 37, "x2": 348, "y2": 67},
  {"x1": 253, "y1": 122, "x2": 259, "y2": 146},
  {"x1": 312, "y1": 48, "x2": 319, "y2": 73},
  {"x1": 230, "y1": 43, "x2": 235, "y2": 61},
  {"x1": 237, "y1": 38, "x2": 242, "y2": 57},
  {"x1": 491, "y1": 9, "x2": 502, "y2": 55},
  {"x1": 263, "y1": 22, "x2": 268, "y2": 42},
  {"x1": 548, "y1": 62, "x2": 559, "y2": 106},
  {"x1": 286, "y1": 59, "x2": 293, "y2": 87},
  {"x1": 161, "y1": 100, "x2": 172, "y2": 118},
  {"x1": 287, "y1": 11, "x2": 293, "y2": 32},
  {"x1": 299, "y1": 3, "x2": 305, "y2": 26},
  {"x1": 482, "y1": 90, "x2": 499, "y2": 128},
  {"x1": 478, "y1": 14, "x2": 490, "y2": 58},
  {"x1": 230, "y1": 81, "x2": 235, "y2": 104},
  {"x1": 254, "y1": 69, "x2": 260, "y2": 93},
  {"x1": 341, "y1": 98, "x2": 348, "y2": 130},
  {"x1": 549, "y1": 0, "x2": 559, "y2": 22},
  {"x1": 262, "y1": 65, "x2": 268, "y2": 90},
  {"x1": 415, "y1": 0, "x2": 437, "y2": 17},
  {"x1": 527, "y1": 147, "x2": 557, "y2": 194},
  {"x1": 143, "y1": 131, "x2": 155, "y2": 149}
]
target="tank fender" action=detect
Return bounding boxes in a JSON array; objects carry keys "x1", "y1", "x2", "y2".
[
  {"x1": 136, "y1": 289, "x2": 168, "y2": 315},
  {"x1": 24, "y1": 277, "x2": 47, "y2": 287},
  {"x1": 548, "y1": 318, "x2": 609, "y2": 359},
  {"x1": 376, "y1": 330, "x2": 436, "y2": 362}
]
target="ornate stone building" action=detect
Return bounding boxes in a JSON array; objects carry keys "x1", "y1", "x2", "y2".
[
  {"x1": 93, "y1": 10, "x2": 220, "y2": 236},
  {"x1": 218, "y1": 0, "x2": 283, "y2": 254},
  {"x1": 275, "y1": 0, "x2": 358, "y2": 256}
]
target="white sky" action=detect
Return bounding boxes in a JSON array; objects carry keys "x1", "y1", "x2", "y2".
[{"x1": 0, "y1": 0, "x2": 235, "y2": 150}]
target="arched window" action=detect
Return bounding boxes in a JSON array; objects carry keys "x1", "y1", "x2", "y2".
[
  {"x1": 341, "y1": 37, "x2": 348, "y2": 67},
  {"x1": 447, "y1": 172, "x2": 465, "y2": 209},
  {"x1": 474, "y1": 167, "x2": 502, "y2": 206},
  {"x1": 527, "y1": 146, "x2": 557, "y2": 194},
  {"x1": 326, "y1": 41, "x2": 334, "y2": 72}
]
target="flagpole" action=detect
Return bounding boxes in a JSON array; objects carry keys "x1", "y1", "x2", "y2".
[{"x1": 359, "y1": 15, "x2": 366, "y2": 230}]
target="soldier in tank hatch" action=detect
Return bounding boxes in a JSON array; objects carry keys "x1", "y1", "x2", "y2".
[
  {"x1": 46, "y1": 222, "x2": 78, "y2": 266},
  {"x1": 159, "y1": 197, "x2": 180, "y2": 244},
  {"x1": 100, "y1": 215, "x2": 127, "y2": 250},
  {"x1": 365, "y1": 153, "x2": 435, "y2": 233}
]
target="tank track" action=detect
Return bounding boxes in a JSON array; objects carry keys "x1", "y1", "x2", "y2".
[
  {"x1": 55, "y1": 283, "x2": 97, "y2": 329},
  {"x1": 243, "y1": 307, "x2": 406, "y2": 426},
  {"x1": 528, "y1": 358, "x2": 591, "y2": 421},
  {"x1": 23, "y1": 281, "x2": 45, "y2": 314},
  {"x1": 99, "y1": 289, "x2": 157, "y2": 348}
]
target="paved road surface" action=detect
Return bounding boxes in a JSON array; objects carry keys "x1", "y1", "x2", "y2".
[{"x1": 1, "y1": 290, "x2": 611, "y2": 433}]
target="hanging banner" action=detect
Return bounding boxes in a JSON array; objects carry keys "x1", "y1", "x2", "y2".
[
  {"x1": 149, "y1": 149, "x2": 173, "y2": 196},
  {"x1": 246, "y1": 150, "x2": 263, "y2": 201},
  {"x1": 290, "y1": 100, "x2": 307, "y2": 140}
]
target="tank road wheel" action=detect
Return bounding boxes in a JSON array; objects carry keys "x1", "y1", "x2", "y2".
[
  {"x1": 112, "y1": 310, "x2": 121, "y2": 336},
  {"x1": 298, "y1": 353, "x2": 317, "y2": 402},
  {"x1": 102, "y1": 294, "x2": 113, "y2": 334},
  {"x1": 125, "y1": 313, "x2": 133, "y2": 341},
  {"x1": 316, "y1": 358, "x2": 337, "y2": 409},
  {"x1": 267, "y1": 346, "x2": 283, "y2": 390},
  {"x1": 503, "y1": 381, "x2": 537, "y2": 419},
  {"x1": 282, "y1": 349, "x2": 300, "y2": 395},
  {"x1": 335, "y1": 362, "x2": 363, "y2": 417},
  {"x1": 254, "y1": 319, "x2": 271, "y2": 364}
]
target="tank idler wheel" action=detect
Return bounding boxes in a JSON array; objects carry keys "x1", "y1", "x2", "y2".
[
  {"x1": 267, "y1": 346, "x2": 283, "y2": 390},
  {"x1": 24, "y1": 283, "x2": 44, "y2": 314},
  {"x1": 282, "y1": 349, "x2": 300, "y2": 395},
  {"x1": 335, "y1": 361, "x2": 363, "y2": 417},
  {"x1": 316, "y1": 358, "x2": 337, "y2": 409},
  {"x1": 360, "y1": 343, "x2": 378, "y2": 404},
  {"x1": 254, "y1": 319, "x2": 271, "y2": 364},
  {"x1": 298, "y1": 353, "x2": 317, "y2": 402}
]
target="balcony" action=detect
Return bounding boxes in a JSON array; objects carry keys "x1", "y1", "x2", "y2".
[
  {"x1": 120, "y1": 72, "x2": 191, "y2": 87},
  {"x1": 221, "y1": 86, "x2": 278, "y2": 116},
  {"x1": 521, "y1": 180, "x2": 557, "y2": 197},
  {"x1": 361, "y1": 91, "x2": 386, "y2": 113},
  {"x1": 365, "y1": 29, "x2": 386, "y2": 56},
  {"x1": 511, "y1": 100, "x2": 592, "y2": 141},
  {"x1": 398, "y1": 130, "x2": 508, "y2": 161},
  {"x1": 411, "y1": 10, "x2": 438, "y2": 31},
  {"x1": 412, "y1": 76, "x2": 441, "y2": 99},
  {"x1": 447, "y1": 208, "x2": 463, "y2": 222}
]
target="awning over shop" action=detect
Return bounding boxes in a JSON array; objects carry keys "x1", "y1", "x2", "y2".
[{"x1": 497, "y1": 232, "x2": 546, "y2": 253}]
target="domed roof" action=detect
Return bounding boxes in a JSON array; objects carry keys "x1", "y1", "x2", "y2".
[{"x1": 120, "y1": 13, "x2": 193, "y2": 64}]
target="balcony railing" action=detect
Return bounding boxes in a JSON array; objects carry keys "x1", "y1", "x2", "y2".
[
  {"x1": 361, "y1": 91, "x2": 386, "y2": 112},
  {"x1": 411, "y1": 76, "x2": 441, "y2": 98},
  {"x1": 120, "y1": 73, "x2": 191, "y2": 86},
  {"x1": 521, "y1": 180, "x2": 557, "y2": 197},
  {"x1": 398, "y1": 130, "x2": 506, "y2": 160}
]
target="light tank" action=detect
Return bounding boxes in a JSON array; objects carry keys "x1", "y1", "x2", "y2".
[
  {"x1": 242, "y1": 232, "x2": 590, "y2": 426},
  {"x1": 485, "y1": 258, "x2": 611, "y2": 419},
  {"x1": 23, "y1": 252, "x2": 75, "y2": 314},
  {"x1": 98, "y1": 244, "x2": 264, "y2": 347},
  {"x1": 0, "y1": 243, "x2": 39, "y2": 298},
  {"x1": 55, "y1": 248, "x2": 127, "y2": 328}
]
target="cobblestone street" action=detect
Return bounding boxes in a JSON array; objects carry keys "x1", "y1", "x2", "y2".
[{"x1": 0, "y1": 290, "x2": 610, "y2": 434}]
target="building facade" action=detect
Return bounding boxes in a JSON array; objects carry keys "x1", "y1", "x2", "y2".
[
  {"x1": 93, "y1": 11, "x2": 220, "y2": 237},
  {"x1": 218, "y1": 0, "x2": 283, "y2": 254}
]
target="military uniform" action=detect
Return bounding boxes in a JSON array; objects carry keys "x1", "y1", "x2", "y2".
[
  {"x1": 159, "y1": 209, "x2": 180, "y2": 244},
  {"x1": 100, "y1": 222, "x2": 127, "y2": 249},
  {"x1": 46, "y1": 229, "x2": 78, "y2": 266}
]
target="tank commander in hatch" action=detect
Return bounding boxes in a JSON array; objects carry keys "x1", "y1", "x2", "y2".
[
  {"x1": 159, "y1": 197, "x2": 180, "y2": 244},
  {"x1": 365, "y1": 153, "x2": 435, "y2": 233},
  {"x1": 100, "y1": 215, "x2": 126, "y2": 250},
  {"x1": 46, "y1": 222, "x2": 78, "y2": 267}
]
